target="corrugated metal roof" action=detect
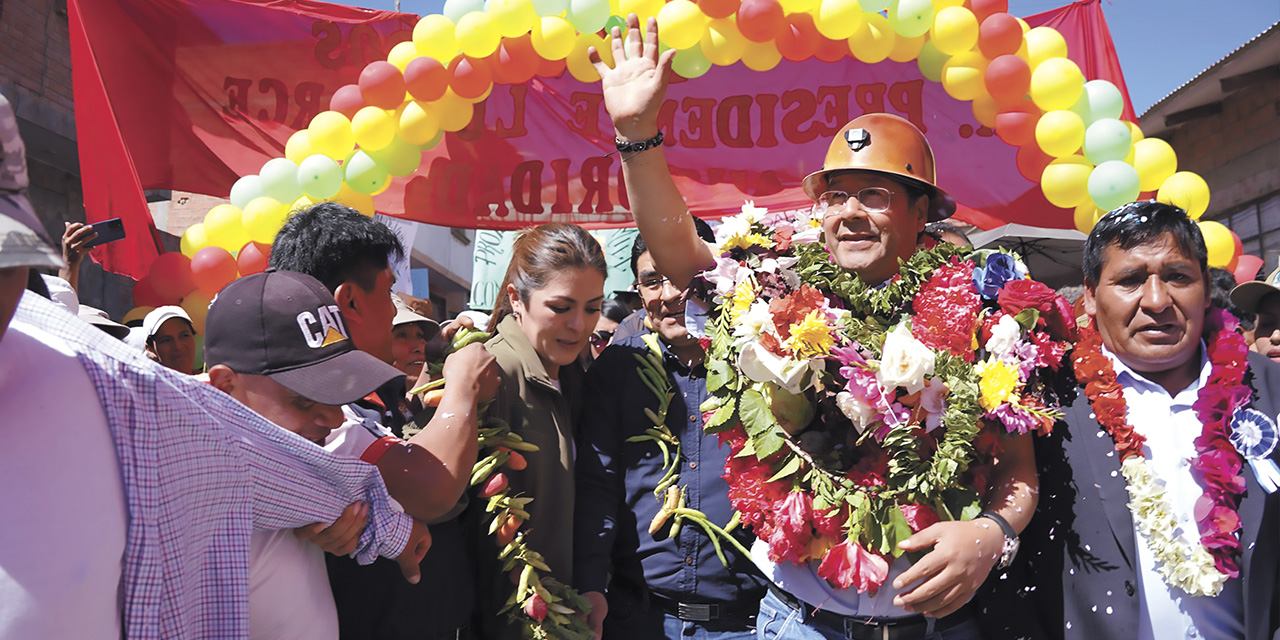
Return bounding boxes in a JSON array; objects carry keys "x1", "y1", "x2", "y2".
[{"x1": 1140, "y1": 21, "x2": 1279, "y2": 120}]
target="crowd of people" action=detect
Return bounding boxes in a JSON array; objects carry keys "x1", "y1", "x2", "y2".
[{"x1": 3, "y1": 18, "x2": 1280, "y2": 640}]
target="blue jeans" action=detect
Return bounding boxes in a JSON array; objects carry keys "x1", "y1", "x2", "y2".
[
  {"x1": 756, "y1": 590, "x2": 984, "y2": 640},
  {"x1": 663, "y1": 612, "x2": 756, "y2": 639}
]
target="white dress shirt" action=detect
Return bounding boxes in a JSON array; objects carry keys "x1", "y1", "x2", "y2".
[{"x1": 1106, "y1": 343, "x2": 1245, "y2": 640}]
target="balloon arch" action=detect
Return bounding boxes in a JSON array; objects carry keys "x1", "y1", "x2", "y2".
[{"x1": 128, "y1": 0, "x2": 1244, "y2": 328}]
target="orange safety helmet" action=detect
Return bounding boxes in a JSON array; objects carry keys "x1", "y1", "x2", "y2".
[{"x1": 801, "y1": 113, "x2": 956, "y2": 222}]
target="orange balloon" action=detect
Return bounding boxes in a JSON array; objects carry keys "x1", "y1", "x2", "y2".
[
  {"x1": 237, "y1": 241, "x2": 272, "y2": 276},
  {"x1": 190, "y1": 246, "x2": 239, "y2": 295}
]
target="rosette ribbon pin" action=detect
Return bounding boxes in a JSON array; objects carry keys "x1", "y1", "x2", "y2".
[{"x1": 1229, "y1": 408, "x2": 1280, "y2": 494}]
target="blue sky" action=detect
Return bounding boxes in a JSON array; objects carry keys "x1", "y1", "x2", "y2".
[{"x1": 349, "y1": 0, "x2": 1279, "y2": 115}]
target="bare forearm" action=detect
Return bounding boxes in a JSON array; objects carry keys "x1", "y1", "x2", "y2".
[
  {"x1": 402, "y1": 387, "x2": 479, "y2": 511},
  {"x1": 981, "y1": 432, "x2": 1038, "y2": 533},
  {"x1": 616, "y1": 138, "x2": 713, "y2": 289}
]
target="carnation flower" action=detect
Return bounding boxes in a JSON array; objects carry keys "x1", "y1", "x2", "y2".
[
  {"x1": 984, "y1": 313, "x2": 1022, "y2": 359},
  {"x1": 815, "y1": 539, "x2": 889, "y2": 592},
  {"x1": 787, "y1": 309, "x2": 837, "y2": 358},
  {"x1": 976, "y1": 358, "x2": 1021, "y2": 411}
]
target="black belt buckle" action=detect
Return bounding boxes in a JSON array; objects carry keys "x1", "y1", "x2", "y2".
[
  {"x1": 676, "y1": 601, "x2": 719, "y2": 622},
  {"x1": 840, "y1": 615, "x2": 932, "y2": 640}
]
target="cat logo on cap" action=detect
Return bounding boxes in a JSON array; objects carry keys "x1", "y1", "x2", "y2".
[{"x1": 297, "y1": 305, "x2": 349, "y2": 348}]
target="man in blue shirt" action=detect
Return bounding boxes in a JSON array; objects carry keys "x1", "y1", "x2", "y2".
[{"x1": 575, "y1": 225, "x2": 766, "y2": 640}]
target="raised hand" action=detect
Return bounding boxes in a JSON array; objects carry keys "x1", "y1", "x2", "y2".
[{"x1": 588, "y1": 14, "x2": 676, "y2": 141}]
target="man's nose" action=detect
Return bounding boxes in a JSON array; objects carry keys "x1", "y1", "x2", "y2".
[{"x1": 1139, "y1": 276, "x2": 1173, "y2": 313}]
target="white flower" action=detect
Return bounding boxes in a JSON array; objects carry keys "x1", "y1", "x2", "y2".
[
  {"x1": 704, "y1": 255, "x2": 745, "y2": 297},
  {"x1": 876, "y1": 323, "x2": 935, "y2": 395},
  {"x1": 733, "y1": 301, "x2": 775, "y2": 345},
  {"x1": 836, "y1": 391, "x2": 877, "y2": 434},
  {"x1": 740, "y1": 200, "x2": 767, "y2": 224},
  {"x1": 714, "y1": 215, "x2": 751, "y2": 245},
  {"x1": 984, "y1": 314, "x2": 1023, "y2": 359},
  {"x1": 738, "y1": 342, "x2": 811, "y2": 394}
]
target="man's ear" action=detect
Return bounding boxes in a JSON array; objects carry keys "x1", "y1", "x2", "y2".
[
  {"x1": 1082, "y1": 280, "x2": 1098, "y2": 317},
  {"x1": 912, "y1": 194, "x2": 930, "y2": 232},
  {"x1": 207, "y1": 364, "x2": 236, "y2": 394},
  {"x1": 334, "y1": 282, "x2": 358, "y2": 318}
]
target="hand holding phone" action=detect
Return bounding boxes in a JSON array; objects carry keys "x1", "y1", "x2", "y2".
[{"x1": 80, "y1": 218, "x2": 126, "y2": 249}]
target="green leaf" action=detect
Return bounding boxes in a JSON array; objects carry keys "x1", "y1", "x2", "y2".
[
  {"x1": 753, "y1": 429, "x2": 786, "y2": 459},
  {"x1": 707, "y1": 358, "x2": 734, "y2": 393},
  {"x1": 738, "y1": 388, "x2": 777, "y2": 436},
  {"x1": 767, "y1": 455, "x2": 803, "y2": 483},
  {"x1": 704, "y1": 399, "x2": 737, "y2": 433},
  {"x1": 1013, "y1": 308, "x2": 1040, "y2": 332}
]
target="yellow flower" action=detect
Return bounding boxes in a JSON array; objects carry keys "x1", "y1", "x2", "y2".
[
  {"x1": 728, "y1": 283, "x2": 756, "y2": 324},
  {"x1": 977, "y1": 358, "x2": 1020, "y2": 411},
  {"x1": 787, "y1": 309, "x2": 835, "y2": 359},
  {"x1": 721, "y1": 232, "x2": 774, "y2": 252}
]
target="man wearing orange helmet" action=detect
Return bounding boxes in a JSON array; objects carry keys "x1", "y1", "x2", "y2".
[{"x1": 585, "y1": 15, "x2": 1035, "y2": 640}]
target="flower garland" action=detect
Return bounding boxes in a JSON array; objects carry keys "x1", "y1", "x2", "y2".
[
  {"x1": 410, "y1": 328, "x2": 592, "y2": 639},
  {"x1": 1071, "y1": 308, "x2": 1250, "y2": 596},
  {"x1": 698, "y1": 203, "x2": 1076, "y2": 592}
]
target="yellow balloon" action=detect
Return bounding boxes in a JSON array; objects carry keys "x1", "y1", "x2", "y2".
[
  {"x1": 1158, "y1": 171, "x2": 1211, "y2": 219},
  {"x1": 849, "y1": 12, "x2": 895, "y2": 64},
  {"x1": 436, "y1": 89, "x2": 476, "y2": 133},
  {"x1": 568, "y1": 32, "x2": 610, "y2": 83},
  {"x1": 241, "y1": 197, "x2": 289, "y2": 244},
  {"x1": 533, "y1": 16, "x2": 577, "y2": 60},
  {"x1": 657, "y1": 0, "x2": 707, "y2": 51},
  {"x1": 291, "y1": 195, "x2": 316, "y2": 211},
  {"x1": 308, "y1": 111, "x2": 355, "y2": 160},
  {"x1": 1126, "y1": 121, "x2": 1143, "y2": 143},
  {"x1": 741, "y1": 39, "x2": 782, "y2": 72},
  {"x1": 388, "y1": 41, "x2": 420, "y2": 72},
  {"x1": 620, "y1": 0, "x2": 664, "y2": 23},
  {"x1": 285, "y1": 130, "x2": 314, "y2": 164},
  {"x1": 816, "y1": 0, "x2": 864, "y2": 40},
  {"x1": 332, "y1": 183, "x2": 376, "y2": 217},
  {"x1": 702, "y1": 17, "x2": 746, "y2": 66},
  {"x1": 180, "y1": 223, "x2": 208, "y2": 258},
  {"x1": 488, "y1": 0, "x2": 537, "y2": 38},
  {"x1": 1035, "y1": 109, "x2": 1085, "y2": 158},
  {"x1": 204, "y1": 203, "x2": 250, "y2": 252},
  {"x1": 1199, "y1": 220, "x2": 1234, "y2": 268},
  {"x1": 971, "y1": 91, "x2": 999, "y2": 128},
  {"x1": 1030, "y1": 57, "x2": 1084, "y2": 112},
  {"x1": 456, "y1": 12, "x2": 501, "y2": 58},
  {"x1": 122, "y1": 306, "x2": 155, "y2": 325},
  {"x1": 1024, "y1": 26, "x2": 1067, "y2": 70},
  {"x1": 888, "y1": 31, "x2": 926, "y2": 63},
  {"x1": 779, "y1": 0, "x2": 818, "y2": 13},
  {"x1": 352, "y1": 106, "x2": 397, "y2": 151},
  {"x1": 930, "y1": 6, "x2": 978, "y2": 56},
  {"x1": 941, "y1": 50, "x2": 988, "y2": 101},
  {"x1": 399, "y1": 101, "x2": 442, "y2": 146},
  {"x1": 413, "y1": 15, "x2": 458, "y2": 62},
  {"x1": 1132, "y1": 138, "x2": 1177, "y2": 192},
  {"x1": 1073, "y1": 201, "x2": 1102, "y2": 234},
  {"x1": 1041, "y1": 155, "x2": 1094, "y2": 209},
  {"x1": 180, "y1": 290, "x2": 213, "y2": 334}
]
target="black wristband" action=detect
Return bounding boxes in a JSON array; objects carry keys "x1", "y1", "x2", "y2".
[
  {"x1": 978, "y1": 511, "x2": 1015, "y2": 538},
  {"x1": 615, "y1": 131, "x2": 664, "y2": 154}
]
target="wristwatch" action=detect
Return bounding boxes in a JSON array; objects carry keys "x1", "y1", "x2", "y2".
[{"x1": 978, "y1": 511, "x2": 1020, "y2": 570}]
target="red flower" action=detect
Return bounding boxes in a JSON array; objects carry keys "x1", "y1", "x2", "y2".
[
  {"x1": 998, "y1": 279, "x2": 1074, "y2": 338},
  {"x1": 899, "y1": 504, "x2": 940, "y2": 532},
  {"x1": 1031, "y1": 331, "x2": 1067, "y2": 371},
  {"x1": 769, "y1": 285, "x2": 826, "y2": 340},
  {"x1": 813, "y1": 504, "x2": 848, "y2": 539},
  {"x1": 523, "y1": 593, "x2": 547, "y2": 622},
  {"x1": 766, "y1": 521, "x2": 812, "y2": 564},
  {"x1": 815, "y1": 539, "x2": 889, "y2": 592},
  {"x1": 912, "y1": 259, "x2": 981, "y2": 361},
  {"x1": 776, "y1": 490, "x2": 812, "y2": 534},
  {"x1": 772, "y1": 226, "x2": 794, "y2": 252}
]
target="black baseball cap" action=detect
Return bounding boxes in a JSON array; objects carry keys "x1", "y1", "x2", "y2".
[{"x1": 205, "y1": 269, "x2": 403, "y2": 406}]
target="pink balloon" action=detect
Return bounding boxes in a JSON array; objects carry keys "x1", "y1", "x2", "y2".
[
  {"x1": 1233, "y1": 254, "x2": 1264, "y2": 285},
  {"x1": 330, "y1": 84, "x2": 366, "y2": 119},
  {"x1": 149, "y1": 252, "x2": 197, "y2": 302}
]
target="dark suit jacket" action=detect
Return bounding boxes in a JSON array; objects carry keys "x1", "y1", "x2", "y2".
[{"x1": 978, "y1": 352, "x2": 1280, "y2": 640}]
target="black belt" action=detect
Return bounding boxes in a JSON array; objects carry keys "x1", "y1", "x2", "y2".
[
  {"x1": 767, "y1": 584, "x2": 971, "y2": 640},
  {"x1": 651, "y1": 593, "x2": 756, "y2": 624}
]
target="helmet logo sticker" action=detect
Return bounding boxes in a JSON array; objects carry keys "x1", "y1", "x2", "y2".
[{"x1": 845, "y1": 128, "x2": 871, "y2": 152}]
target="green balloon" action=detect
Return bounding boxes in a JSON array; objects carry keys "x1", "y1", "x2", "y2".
[
  {"x1": 916, "y1": 40, "x2": 948, "y2": 84},
  {"x1": 604, "y1": 14, "x2": 627, "y2": 34},
  {"x1": 230, "y1": 175, "x2": 263, "y2": 211},
  {"x1": 297, "y1": 154, "x2": 343, "y2": 199},
  {"x1": 1087, "y1": 160, "x2": 1141, "y2": 211},
  {"x1": 672, "y1": 46, "x2": 711, "y2": 79},
  {"x1": 566, "y1": 0, "x2": 609, "y2": 34},
  {"x1": 344, "y1": 151, "x2": 389, "y2": 195},
  {"x1": 888, "y1": 0, "x2": 933, "y2": 39},
  {"x1": 1083, "y1": 118, "x2": 1132, "y2": 165},
  {"x1": 260, "y1": 158, "x2": 302, "y2": 205},
  {"x1": 366, "y1": 136, "x2": 423, "y2": 178}
]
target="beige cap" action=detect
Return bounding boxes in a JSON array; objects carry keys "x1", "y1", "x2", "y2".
[
  {"x1": 1230, "y1": 266, "x2": 1280, "y2": 313},
  {"x1": 392, "y1": 293, "x2": 440, "y2": 341}
]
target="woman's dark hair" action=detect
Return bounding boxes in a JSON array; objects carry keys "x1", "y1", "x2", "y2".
[
  {"x1": 600, "y1": 297, "x2": 631, "y2": 324},
  {"x1": 490, "y1": 223, "x2": 608, "y2": 327},
  {"x1": 1082, "y1": 201, "x2": 1208, "y2": 284}
]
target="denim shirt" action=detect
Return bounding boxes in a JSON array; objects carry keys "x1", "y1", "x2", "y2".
[{"x1": 573, "y1": 329, "x2": 765, "y2": 604}]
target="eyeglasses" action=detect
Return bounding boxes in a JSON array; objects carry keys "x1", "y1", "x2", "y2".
[
  {"x1": 589, "y1": 330, "x2": 614, "y2": 350},
  {"x1": 635, "y1": 276, "x2": 672, "y2": 293},
  {"x1": 812, "y1": 187, "x2": 893, "y2": 217}
]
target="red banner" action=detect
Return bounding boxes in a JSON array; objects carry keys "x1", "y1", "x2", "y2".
[{"x1": 70, "y1": 0, "x2": 1130, "y2": 277}]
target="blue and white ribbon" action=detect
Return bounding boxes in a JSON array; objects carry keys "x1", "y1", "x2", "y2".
[{"x1": 1229, "y1": 407, "x2": 1280, "y2": 494}]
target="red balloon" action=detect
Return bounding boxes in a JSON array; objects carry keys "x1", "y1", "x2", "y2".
[
  {"x1": 1015, "y1": 144, "x2": 1053, "y2": 182},
  {"x1": 536, "y1": 55, "x2": 566, "y2": 79},
  {"x1": 699, "y1": 0, "x2": 738, "y2": 19},
  {"x1": 449, "y1": 56, "x2": 493, "y2": 100},
  {"x1": 985, "y1": 54, "x2": 1031, "y2": 104},
  {"x1": 190, "y1": 246, "x2": 239, "y2": 295},
  {"x1": 132, "y1": 275, "x2": 169, "y2": 308},
  {"x1": 994, "y1": 100, "x2": 1040, "y2": 147},
  {"x1": 330, "y1": 84, "x2": 367, "y2": 119},
  {"x1": 237, "y1": 241, "x2": 271, "y2": 276},
  {"x1": 359, "y1": 61, "x2": 407, "y2": 110},
  {"x1": 978, "y1": 13, "x2": 1022, "y2": 59},
  {"x1": 404, "y1": 57, "x2": 449, "y2": 102},
  {"x1": 149, "y1": 252, "x2": 197, "y2": 302},
  {"x1": 1234, "y1": 254, "x2": 1265, "y2": 285},
  {"x1": 490, "y1": 36, "x2": 539, "y2": 86},
  {"x1": 737, "y1": 0, "x2": 784, "y2": 43},
  {"x1": 814, "y1": 36, "x2": 849, "y2": 63},
  {"x1": 776, "y1": 13, "x2": 820, "y2": 62},
  {"x1": 968, "y1": 0, "x2": 1008, "y2": 23}
]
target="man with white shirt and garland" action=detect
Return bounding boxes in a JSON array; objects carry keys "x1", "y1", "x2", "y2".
[{"x1": 981, "y1": 201, "x2": 1280, "y2": 640}]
